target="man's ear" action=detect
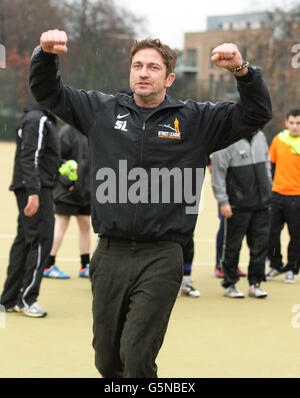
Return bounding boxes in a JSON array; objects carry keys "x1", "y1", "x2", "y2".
[
  {"x1": 284, "y1": 119, "x2": 289, "y2": 129},
  {"x1": 166, "y1": 73, "x2": 176, "y2": 88}
]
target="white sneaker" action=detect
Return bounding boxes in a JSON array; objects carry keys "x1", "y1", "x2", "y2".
[
  {"x1": 285, "y1": 271, "x2": 296, "y2": 284},
  {"x1": 6, "y1": 305, "x2": 23, "y2": 313},
  {"x1": 181, "y1": 284, "x2": 200, "y2": 298},
  {"x1": 249, "y1": 284, "x2": 268, "y2": 298},
  {"x1": 180, "y1": 276, "x2": 200, "y2": 298},
  {"x1": 224, "y1": 285, "x2": 245, "y2": 298},
  {"x1": 22, "y1": 302, "x2": 47, "y2": 318},
  {"x1": 265, "y1": 267, "x2": 280, "y2": 280}
]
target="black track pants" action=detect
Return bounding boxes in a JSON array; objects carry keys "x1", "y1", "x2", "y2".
[
  {"x1": 0, "y1": 188, "x2": 54, "y2": 309},
  {"x1": 268, "y1": 192, "x2": 300, "y2": 274},
  {"x1": 221, "y1": 208, "x2": 271, "y2": 288}
]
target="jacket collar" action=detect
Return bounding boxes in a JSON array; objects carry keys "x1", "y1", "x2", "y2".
[{"x1": 117, "y1": 93, "x2": 184, "y2": 112}]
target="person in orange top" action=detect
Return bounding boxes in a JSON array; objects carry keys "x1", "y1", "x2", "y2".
[{"x1": 266, "y1": 109, "x2": 300, "y2": 283}]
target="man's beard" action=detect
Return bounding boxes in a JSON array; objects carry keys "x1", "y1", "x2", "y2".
[{"x1": 134, "y1": 88, "x2": 158, "y2": 104}]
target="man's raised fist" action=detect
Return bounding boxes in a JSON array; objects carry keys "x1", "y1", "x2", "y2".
[{"x1": 40, "y1": 29, "x2": 68, "y2": 55}]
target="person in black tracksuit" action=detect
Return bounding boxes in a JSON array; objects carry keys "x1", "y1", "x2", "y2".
[
  {"x1": 211, "y1": 131, "x2": 273, "y2": 298},
  {"x1": 44, "y1": 124, "x2": 91, "y2": 279},
  {"x1": 179, "y1": 234, "x2": 200, "y2": 297},
  {"x1": 0, "y1": 103, "x2": 60, "y2": 317},
  {"x1": 29, "y1": 32, "x2": 272, "y2": 377}
]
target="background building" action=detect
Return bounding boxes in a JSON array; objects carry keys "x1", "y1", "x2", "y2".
[{"x1": 176, "y1": 11, "x2": 300, "y2": 139}]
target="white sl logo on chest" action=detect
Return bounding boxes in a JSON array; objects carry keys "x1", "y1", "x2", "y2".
[{"x1": 114, "y1": 113, "x2": 129, "y2": 132}]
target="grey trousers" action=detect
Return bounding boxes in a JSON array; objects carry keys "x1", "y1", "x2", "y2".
[{"x1": 90, "y1": 237, "x2": 183, "y2": 378}]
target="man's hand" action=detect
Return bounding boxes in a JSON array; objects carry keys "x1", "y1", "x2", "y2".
[
  {"x1": 211, "y1": 43, "x2": 248, "y2": 76},
  {"x1": 40, "y1": 29, "x2": 68, "y2": 55},
  {"x1": 24, "y1": 195, "x2": 39, "y2": 217},
  {"x1": 220, "y1": 204, "x2": 233, "y2": 219}
]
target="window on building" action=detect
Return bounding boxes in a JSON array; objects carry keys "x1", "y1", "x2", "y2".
[
  {"x1": 186, "y1": 49, "x2": 197, "y2": 67},
  {"x1": 225, "y1": 77, "x2": 238, "y2": 100},
  {"x1": 185, "y1": 73, "x2": 196, "y2": 86},
  {"x1": 233, "y1": 21, "x2": 247, "y2": 30},
  {"x1": 219, "y1": 74, "x2": 224, "y2": 90},
  {"x1": 210, "y1": 48, "x2": 215, "y2": 69},
  {"x1": 251, "y1": 21, "x2": 261, "y2": 29},
  {"x1": 216, "y1": 74, "x2": 225, "y2": 98}
]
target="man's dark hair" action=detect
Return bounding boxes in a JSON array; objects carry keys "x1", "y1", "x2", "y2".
[
  {"x1": 130, "y1": 39, "x2": 177, "y2": 77},
  {"x1": 22, "y1": 102, "x2": 57, "y2": 125},
  {"x1": 287, "y1": 109, "x2": 300, "y2": 119}
]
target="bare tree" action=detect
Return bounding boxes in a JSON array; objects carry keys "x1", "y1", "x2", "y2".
[
  {"x1": 59, "y1": 0, "x2": 143, "y2": 92},
  {"x1": 0, "y1": 0, "x2": 66, "y2": 54},
  {"x1": 0, "y1": 0, "x2": 143, "y2": 139}
]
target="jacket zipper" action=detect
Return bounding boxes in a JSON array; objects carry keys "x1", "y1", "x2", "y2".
[{"x1": 131, "y1": 121, "x2": 146, "y2": 240}]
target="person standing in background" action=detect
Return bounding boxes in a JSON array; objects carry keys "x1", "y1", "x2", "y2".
[
  {"x1": 43, "y1": 124, "x2": 91, "y2": 279},
  {"x1": 0, "y1": 103, "x2": 60, "y2": 317},
  {"x1": 266, "y1": 109, "x2": 300, "y2": 283},
  {"x1": 211, "y1": 131, "x2": 272, "y2": 298},
  {"x1": 180, "y1": 236, "x2": 200, "y2": 297},
  {"x1": 207, "y1": 156, "x2": 246, "y2": 279}
]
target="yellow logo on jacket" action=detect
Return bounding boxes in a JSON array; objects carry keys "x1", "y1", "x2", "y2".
[{"x1": 158, "y1": 118, "x2": 181, "y2": 139}]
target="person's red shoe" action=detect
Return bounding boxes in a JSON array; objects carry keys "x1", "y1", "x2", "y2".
[
  {"x1": 237, "y1": 267, "x2": 246, "y2": 277},
  {"x1": 215, "y1": 266, "x2": 224, "y2": 278}
]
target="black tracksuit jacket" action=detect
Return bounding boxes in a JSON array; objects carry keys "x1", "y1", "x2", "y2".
[
  {"x1": 29, "y1": 46, "x2": 272, "y2": 247},
  {"x1": 10, "y1": 103, "x2": 60, "y2": 195}
]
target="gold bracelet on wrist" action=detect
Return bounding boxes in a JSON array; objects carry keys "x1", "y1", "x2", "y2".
[{"x1": 229, "y1": 61, "x2": 249, "y2": 74}]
